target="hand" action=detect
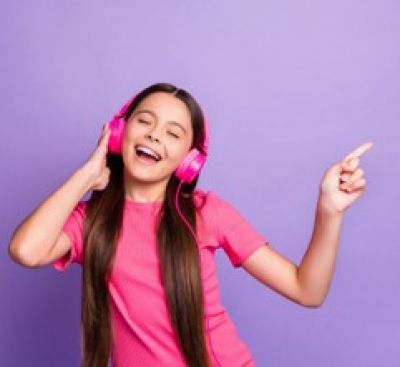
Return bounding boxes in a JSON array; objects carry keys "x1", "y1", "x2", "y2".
[
  {"x1": 82, "y1": 123, "x2": 111, "y2": 191},
  {"x1": 318, "y1": 142, "x2": 373, "y2": 215}
]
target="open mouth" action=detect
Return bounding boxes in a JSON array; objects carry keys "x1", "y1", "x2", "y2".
[{"x1": 134, "y1": 146, "x2": 162, "y2": 165}]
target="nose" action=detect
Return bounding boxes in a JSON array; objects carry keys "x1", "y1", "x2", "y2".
[
  {"x1": 147, "y1": 134, "x2": 159, "y2": 143},
  {"x1": 145, "y1": 125, "x2": 162, "y2": 143}
]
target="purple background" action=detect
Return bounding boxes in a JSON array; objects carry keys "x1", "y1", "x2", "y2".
[{"x1": 1, "y1": 1, "x2": 399, "y2": 366}]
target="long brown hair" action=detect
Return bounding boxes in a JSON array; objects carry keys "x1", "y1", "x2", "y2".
[{"x1": 80, "y1": 82, "x2": 211, "y2": 367}]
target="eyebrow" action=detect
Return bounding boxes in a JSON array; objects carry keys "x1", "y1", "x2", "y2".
[{"x1": 134, "y1": 109, "x2": 187, "y2": 135}]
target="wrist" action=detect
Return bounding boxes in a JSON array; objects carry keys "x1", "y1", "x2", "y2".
[{"x1": 316, "y1": 195, "x2": 345, "y2": 219}]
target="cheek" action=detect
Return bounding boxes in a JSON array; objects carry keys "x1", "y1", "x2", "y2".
[
  {"x1": 121, "y1": 134, "x2": 132, "y2": 154},
  {"x1": 122, "y1": 125, "x2": 141, "y2": 148},
  {"x1": 123, "y1": 124, "x2": 138, "y2": 141},
  {"x1": 167, "y1": 144, "x2": 186, "y2": 162}
]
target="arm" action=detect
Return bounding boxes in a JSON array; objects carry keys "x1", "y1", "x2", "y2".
[
  {"x1": 8, "y1": 165, "x2": 94, "y2": 267},
  {"x1": 8, "y1": 123, "x2": 111, "y2": 268},
  {"x1": 241, "y1": 204, "x2": 343, "y2": 308},
  {"x1": 296, "y1": 200, "x2": 344, "y2": 306},
  {"x1": 241, "y1": 142, "x2": 373, "y2": 307}
]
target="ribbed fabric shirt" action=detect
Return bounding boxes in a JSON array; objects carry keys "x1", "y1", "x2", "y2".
[{"x1": 53, "y1": 189, "x2": 269, "y2": 366}]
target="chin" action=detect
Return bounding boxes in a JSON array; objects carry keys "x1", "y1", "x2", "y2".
[{"x1": 124, "y1": 166, "x2": 172, "y2": 184}]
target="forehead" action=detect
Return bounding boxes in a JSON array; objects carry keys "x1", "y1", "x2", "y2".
[{"x1": 134, "y1": 92, "x2": 192, "y2": 126}]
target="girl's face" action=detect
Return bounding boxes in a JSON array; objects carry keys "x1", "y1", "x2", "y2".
[{"x1": 122, "y1": 92, "x2": 194, "y2": 184}]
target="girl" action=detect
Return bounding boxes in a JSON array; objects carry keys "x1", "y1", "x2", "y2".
[{"x1": 8, "y1": 82, "x2": 372, "y2": 367}]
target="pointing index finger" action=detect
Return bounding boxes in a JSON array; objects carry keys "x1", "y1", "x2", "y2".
[{"x1": 343, "y1": 142, "x2": 373, "y2": 162}]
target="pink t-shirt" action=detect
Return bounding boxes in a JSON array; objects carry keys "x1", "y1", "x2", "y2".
[{"x1": 53, "y1": 189, "x2": 269, "y2": 367}]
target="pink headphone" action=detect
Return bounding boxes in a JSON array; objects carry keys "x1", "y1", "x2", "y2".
[{"x1": 107, "y1": 93, "x2": 209, "y2": 184}]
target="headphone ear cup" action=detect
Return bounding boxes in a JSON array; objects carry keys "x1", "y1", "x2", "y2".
[
  {"x1": 108, "y1": 116, "x2": 126, "y2": 154},
  {"x1": 174, "y1": 148, "x2": 207, "y2": 184}
]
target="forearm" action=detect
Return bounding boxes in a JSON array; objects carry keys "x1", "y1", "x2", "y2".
[
  {"x1": 297, "y1": 198, "x2": 345, "y2": 306},
  {"x1": 8, "y1": 164, "x2": 94, "y2": 266}
]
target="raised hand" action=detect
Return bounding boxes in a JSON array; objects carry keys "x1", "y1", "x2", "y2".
[
  {"x1": 318, "y1": 142, "x2": 373, "y2": 214},
  {"x1": 82, "y1": 123, "x2": 111, "y2": 191}
]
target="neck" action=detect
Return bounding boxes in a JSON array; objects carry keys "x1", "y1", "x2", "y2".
[{"x1": 123, "y1": 168, "x2": 168, "y2": 203}]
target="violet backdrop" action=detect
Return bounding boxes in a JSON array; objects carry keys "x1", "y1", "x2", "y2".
[{"x1": 1, "y1": 1, "x2": 399, "y2": 366}]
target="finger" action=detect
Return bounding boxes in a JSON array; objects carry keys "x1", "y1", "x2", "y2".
[
  {"x1": 340, "y1": 182, "x2": 353, "y2": 192},
  {"x1": 102, "y1": 126, "x2": 110, "y2": 140},
  {"x1": 352, "y1": 178, "x2": 366, "y2": 189},
  {"x1": 97, "y1": 125, "x2": 106, "y2": 144},
  {"x1": 99, "y1": 125, "x2": 110, "y2": 143},
  {"x1": 97, "y1": 135, "x2": 109, "y2": 150},
  {"x1": 102, "y1": 124, "x2": 110, "y2": 136},
  {"x1": 341, "y1": 157, "x2": 359, "y2": 172},
  {"x1": 350, "y1": 186, "x2": 366, "y2": 195},
  {"x1": 340, "y1": 186, "x2": 366, "y2": 197},
  {"x1": 340, "y1": 172, "x2": 352, "y2": 182},
  {"x1": 341, "y1": 178, "x2": 366, "y2": 192},
  {"x1": 343, "y1": 142, "x2": 373, "y2": 162},
  {"x1": 347, "y1": 167, "x2": 364, "y2": 184},
  {"x1": 340, "y1": 169, "x2": 363, "y2": 182}
]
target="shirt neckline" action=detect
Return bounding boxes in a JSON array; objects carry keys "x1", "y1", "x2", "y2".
[
  {"x1": 124, "y1": 197, "x2": 163, "y2": 207},
  {"x1": 123, "y1": 189, "x2": 206, "y2": 208}
]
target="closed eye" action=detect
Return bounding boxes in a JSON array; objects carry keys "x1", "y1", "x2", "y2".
[
  {"x1": 138, "y1": 118, "x2": 179, "y2": 138},
  {"x1": 168, "y1": 131, "x2": 180, "y2": 139}
]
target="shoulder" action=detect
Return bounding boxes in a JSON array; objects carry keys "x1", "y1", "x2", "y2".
[
  {"x1": 62, "y1": 200, "x2": 89, "y2": 229},
  {"x1": 192, "y1": 188, "x2": 217, "y2": 207},
  {"x1": 77, "y1": 200, "x2": 89, "y2": 211},
  {"x1": 70, "y1": 200, "x2": 89, "y2": 219},
  {"x1": 192, "y1": 189, "x2": 234, "y2": 214}
]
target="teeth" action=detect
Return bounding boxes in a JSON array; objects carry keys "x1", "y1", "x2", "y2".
[{"x1": 136, "y1": 146, "x2": 161, "y2": 161}]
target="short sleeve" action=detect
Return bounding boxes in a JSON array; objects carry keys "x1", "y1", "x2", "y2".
[
  {"x1": 211, "y1": 192, "x2": 269, "y2": 268},
  {"x1": 52, "y1": 201, "x2": 87, "y2": 271}
]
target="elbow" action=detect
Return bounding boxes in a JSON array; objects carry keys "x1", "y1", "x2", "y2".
[
  {"x1": 298, "y1": 294, "x2": 326, "y2": 308},
  {"x1": 8, "y1": 239, "x2": 38, "y2": 268},
  {"x1": 302, "y1": 300, "x2": 324, "y2": 309},
  {"x1": 8, "y1": 240, "x2": 19, "y2": 263}
]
